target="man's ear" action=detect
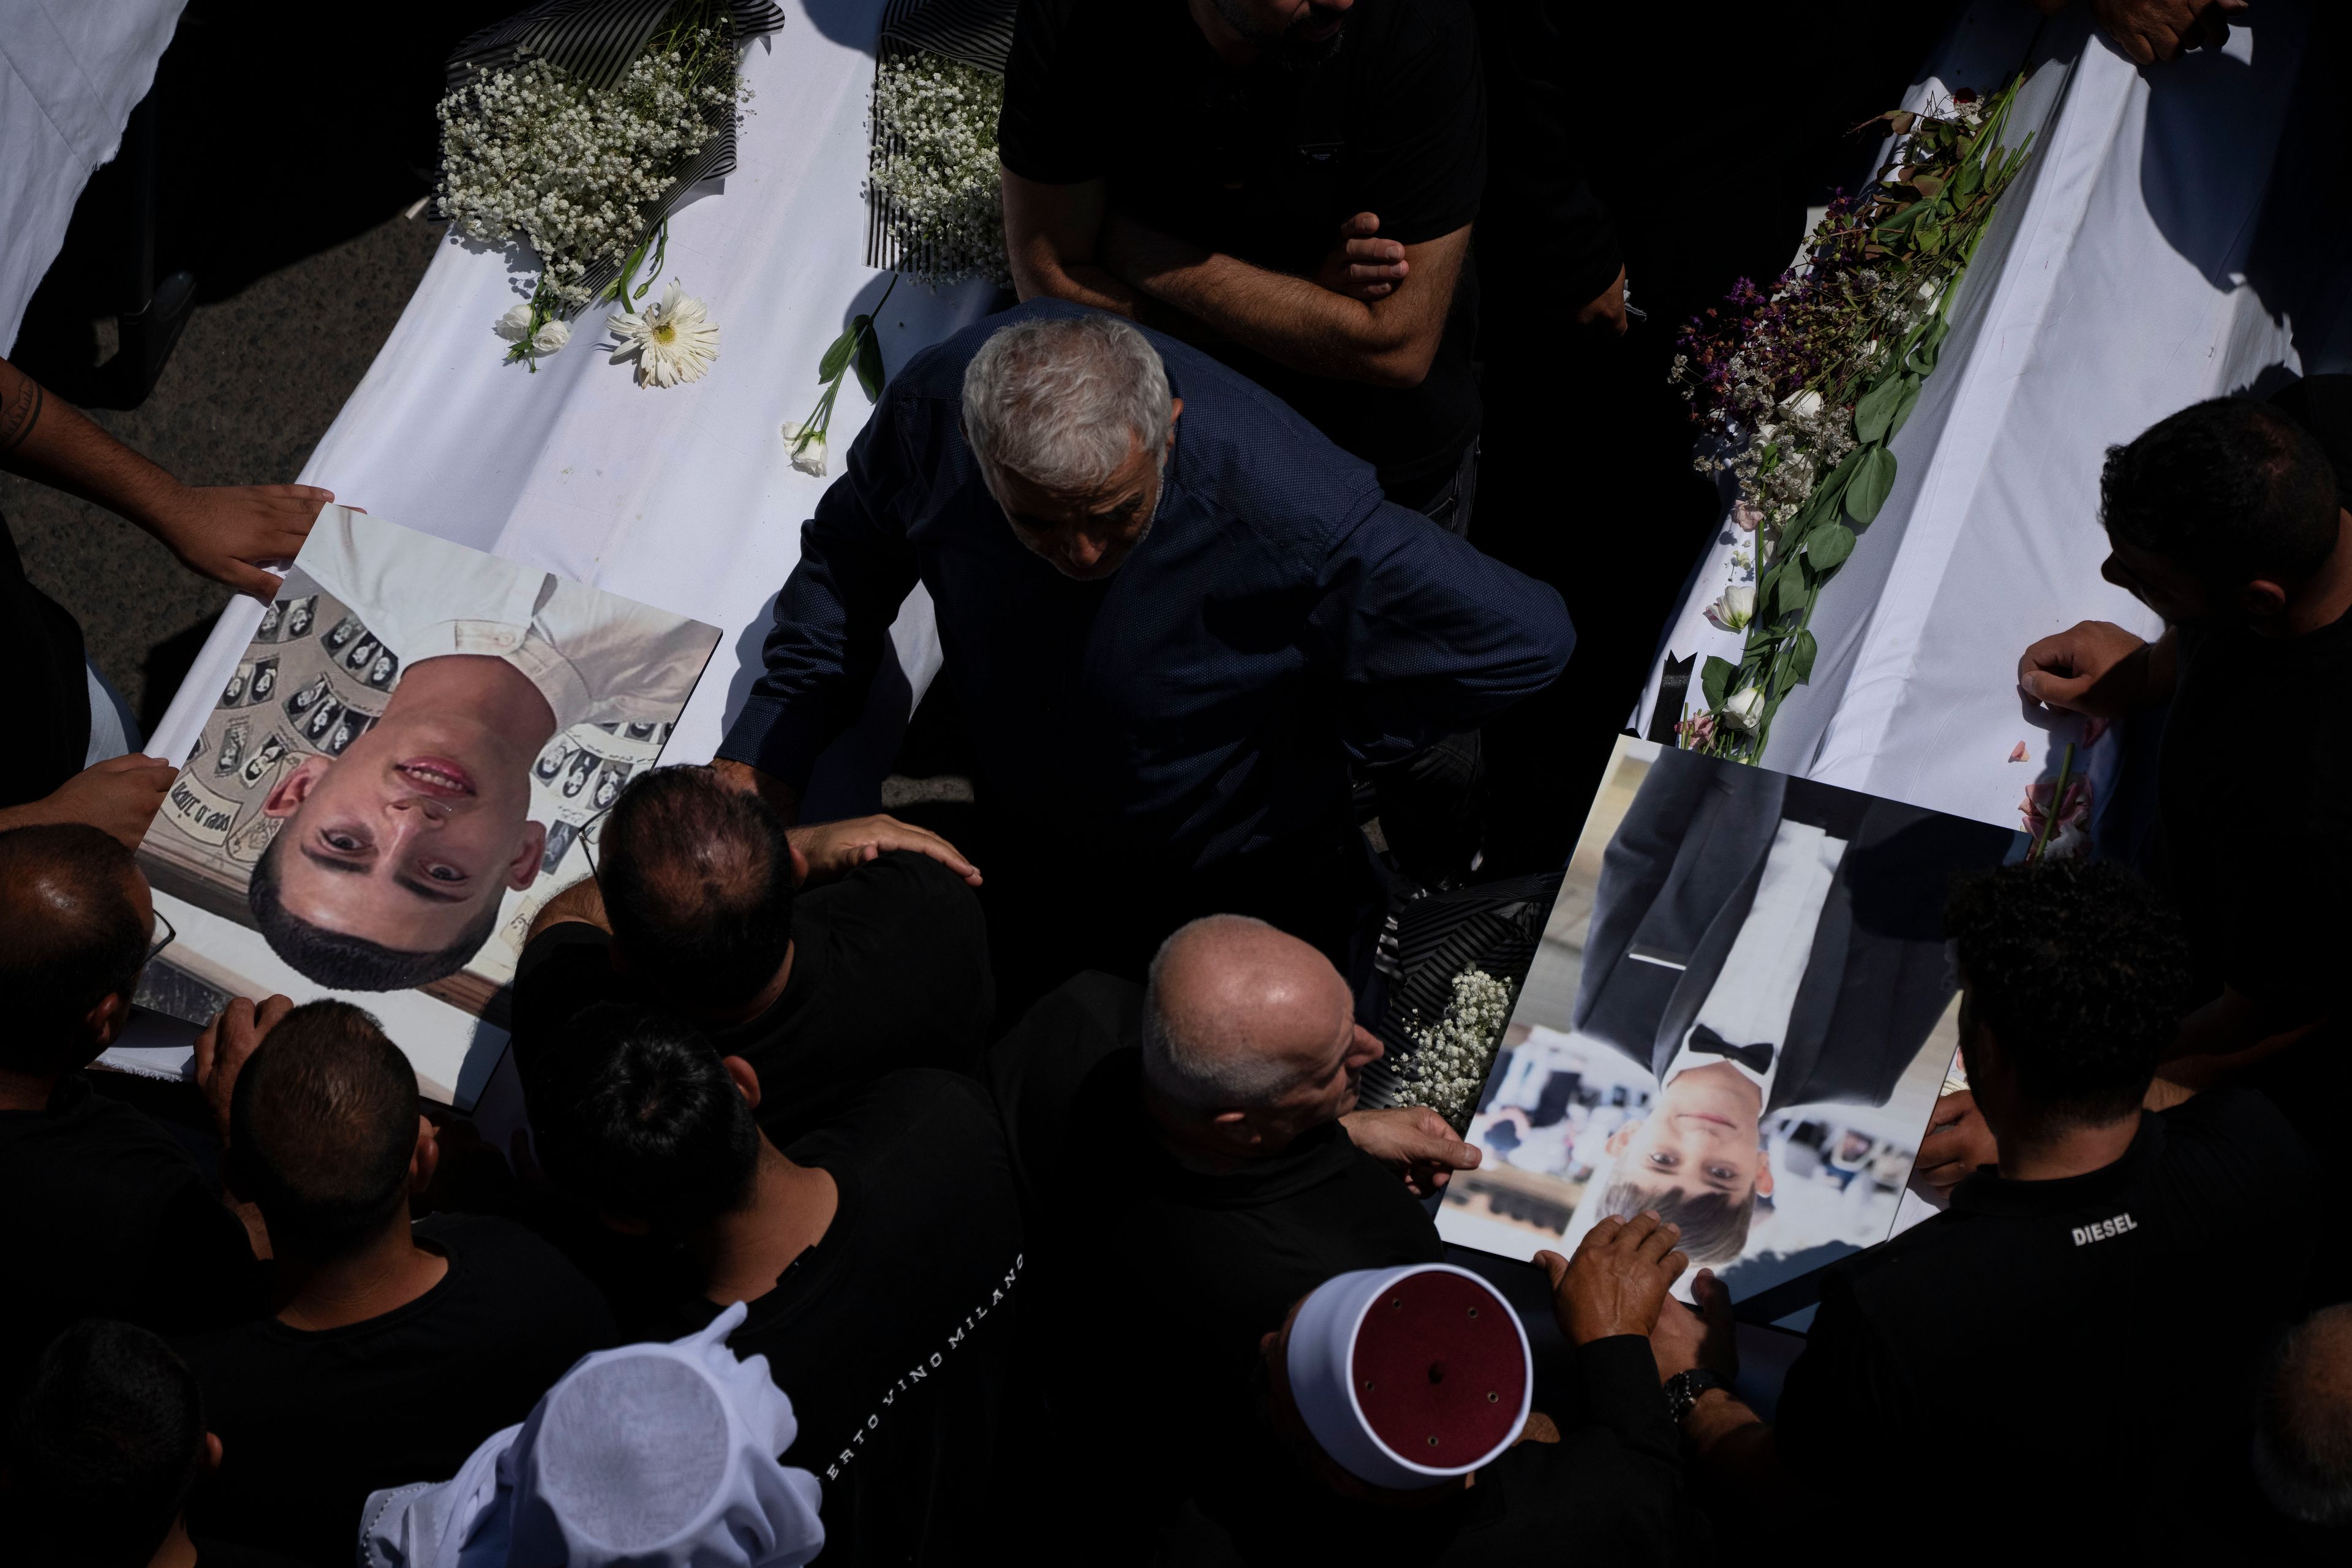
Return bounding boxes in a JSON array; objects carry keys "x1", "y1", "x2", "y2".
[
  {"x1": 262, "y1": 754, "x2": 334, "y2": 819},
  {"x1": 410, "y1": 1114, "x2": 440, "y2": 1193},
  {"x1": 2236, "y1": 578, "x2": 2290, "y2": 619},
  {"x1": 1164, "y1": 396, "x2": 1184, "y2": 451},
  {"x1": 505, "y1": 820, "x2": 549, "y2": 891},
  {"x1": 788, "y1": 840, "x2": 810, "y2": 888},
  {"x1": 202, "y1": 1433, "x2": 223, "y2": 1474},
  {"x1": 84, "y1": 990, "x2": 134, "y2": 1054},
  {"x1": 1754, "y1": 1150, "x2": 1774, "y2": 1199},
  {"x1": 1605, "y1": 1121, "x2": 1638, "y2": 1157},
  {"x1": 723, "y1": 1055, "x2": 763, "y2": 1110}
]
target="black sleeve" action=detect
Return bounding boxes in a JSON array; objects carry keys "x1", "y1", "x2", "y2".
[
  {"x1": 148, "y1": 1179, "x2": 265, "y2": 1335},
  {"x1": 1573, "y1": 1333, "x2": 1679, "y2": 1461},
  {"x1": 1339, "y1": 0, "x2": 1486, "y2": 246},
  {"x1": 998, "y1": 0, "x2": 1108, "y2": 184},
  {"x1": 508, "y1": 922, "x2": 618, "y2": 1084},
  {"x1": 825, "y1": 850, "x2": 995, "y2": 1057}
]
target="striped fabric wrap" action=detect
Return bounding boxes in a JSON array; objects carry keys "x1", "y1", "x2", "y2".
[
  {"x1": 443, "y1": 0, "x2": 787, "y2": 302},
  {"x1": 865, "y1": 0, "x2": 1017, "y2": 274}
]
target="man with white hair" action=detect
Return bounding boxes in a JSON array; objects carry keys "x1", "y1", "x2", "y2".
[
  {"x1": 984, "y1": 913, "x2": 1479, "y2": 1557},
  {"x1": 715, "y1": 301, "x2": 1573, "y2": 1009}
]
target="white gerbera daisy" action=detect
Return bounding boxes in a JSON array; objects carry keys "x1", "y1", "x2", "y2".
[{"x1": 609, "y1": 283, "x2": 719, "y2": 388}]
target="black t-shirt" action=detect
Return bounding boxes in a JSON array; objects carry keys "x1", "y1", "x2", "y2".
[
  {"x1": 1774, "y1": 1090, "x2": 2313, "y2": 1561},
  {"x1": 0, "y1": 1074, "x2": 260, "y2": 1402},
  {"x1": 669, "y1": 1070, "x2": 1023, "y2": 1567},
  {"x1": 2162, "y1": 609, "x2": 2352, "y2": 1024},
  {"x1": 180, "y1": 1214, "x2": 617, "y2": 1567},
  {"x1": 0, "y1": 509, "x2": 91, "y2": 806},
  {"x1": 985, "y1": 972, "x2": 1445, "y2": 1553},
  {"x1": 1000, "y1": 0, "x2": 1486, "y2": 495},
  {"x1": 1164, "y1": 1335, "x2": 1708, "y2": 1566},
  {"x1": 511, "y1": 850, "x2": 995, "y2": 1136}
]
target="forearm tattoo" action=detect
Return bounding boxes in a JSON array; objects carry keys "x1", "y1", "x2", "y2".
[{"x1": 0, "y1": 374, "x2": 43, "y2": 456}]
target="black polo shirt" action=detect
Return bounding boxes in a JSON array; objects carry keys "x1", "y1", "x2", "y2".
[
  {"x1": 1774, "y1": 1089, "x2": 2313, "y2": 1561},
  {"x1": 1000, "y1": 0, "x2": 1485, "y2": 498}
]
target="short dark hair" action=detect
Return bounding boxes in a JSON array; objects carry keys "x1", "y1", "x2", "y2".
[
  {"x1": 247, "y1": 829, "x2": 502, "y2": 991},
  {"x1": 228, "y1": 1001, "x2": 419, "y2": 1256},
  {"x1": 1596, "y1": 1180, "x2": 1755, "y2": 1267},
  {"x1": 2255, "y1": 1305, "x2": 2352, "y2": 1526},
  {"x1": 6, "y1": 1321, "x2": 206, "y2": 1566},
  {"x1": 527, "y1": 1004, "x2": 759, "y2": 1229},
  {"x1": 2100, "y1": 397, "x2": 2339, "y2": 590},
  {"x1": 1945, "y1": 861, "x2": 2192, "y2": 1127},
  {"x1": 0, "y1": 824, "x2": 150, "y2": 1077},
  {"x1": 597, "y1": 766, "x2": 795, "y2": 1006}
]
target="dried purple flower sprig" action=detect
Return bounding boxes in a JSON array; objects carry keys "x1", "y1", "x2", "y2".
[{"x1": 1673, "y1": 78, "x2": 2034, "y2": 762}]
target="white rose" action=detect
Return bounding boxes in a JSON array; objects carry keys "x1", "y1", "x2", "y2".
[
  {"x1": 1721, "y1": 685, "x2": 1767, "y2": 731},
  {"x1": 1782, "y1": 390, "x2": 1823, "y2": 418},
  {"x1": 492, "y1": 303, "x2": 534, "y2": 342},
  {"x1": 531, "y1": 318, "x2": 570, "y2": 355},
  {"x1": 782, "y1": 421, "x2": 827, "y2": 477},
  {"x1": 1707, "y1": 584, "x2": 1756, "y2": 633}
]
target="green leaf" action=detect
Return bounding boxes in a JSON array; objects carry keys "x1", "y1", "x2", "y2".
[
  {"x1": 1845, "y1": 445, "x2": 1899, "y2": 526},
  {"x1": 1853, "y1": 374, "x2": 1909, "y2": 444},
  {"x1": 1885, "y1": 374, "x2": 1924, "y2": 439},
  {"x1": 1700, "y1": 655, "x2": 1735, "y2": 711},
  {"x1": 818, "y1": 325, "x2": 857, "y2": 384},
  {"x1": 1807, "y1": 522, "x2": 1856, "y2": 574},
  {"x1": 852, "y1": 316, "x2": 885, "y2": 401},
  {"x1": 1907, "y1": 315, "x2": 1950, "y2": 375},
  {"x1": 1770, "y1": 568, "x2": 1814, "y2": 620},
  {"x1": 1788, "y1": 628, "x2": 1819, "y2": 684}
]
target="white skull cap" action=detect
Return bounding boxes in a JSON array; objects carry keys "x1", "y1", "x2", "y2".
[{"x1": 1285, "y1": 1263, "x2": 1532, "y2": 1491}]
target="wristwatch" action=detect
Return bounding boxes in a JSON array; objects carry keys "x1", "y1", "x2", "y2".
[{"x1": 1662, "y1": 1367, "x2": 1735, "y2": 1425}]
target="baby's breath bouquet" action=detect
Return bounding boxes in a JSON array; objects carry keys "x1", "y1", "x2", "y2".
[
  {"x1": 869, "y1": 52, "x2": 1012, "y2": 290},
  {"x1": 1670, "y1": 78, "x2": 2033, "y2": 761},
  {"x1": 437, "y1": 0, "x2": 774, "y2": 369}
]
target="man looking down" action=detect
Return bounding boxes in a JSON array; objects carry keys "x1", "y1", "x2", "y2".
[
  {"x1": 512, "y1": 765, "x2": 992, "y2": 1134},
  {"x1": 714, "y1": 305, "x2": 1572, "y2": 1005},
  {"x1": 1647, "y1": 861, "x2": 2312, "y2": 1562},
  {"x1": 986, "y1": 914, "x2": 1480, "y2": 1556},
  {"x1": 244, "y1": 508, "x2": 717, "y2": 990}
]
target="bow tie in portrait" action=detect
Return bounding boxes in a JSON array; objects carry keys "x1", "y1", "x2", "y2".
[{"x1": 1689, "y1": 1025, "x2": 1775, "y2": 1076}]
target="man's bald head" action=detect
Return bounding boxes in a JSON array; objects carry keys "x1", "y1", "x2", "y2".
[
  {"x1": 2256, "y1": 1305, "x2": 2352, "y2": 1526},
  {"x1": 0, "y1": 824, "x2": 153, "y2": 1076},
  {"x1": 1141, "y1": 916, "x2": 1379, "y2": 1152}
]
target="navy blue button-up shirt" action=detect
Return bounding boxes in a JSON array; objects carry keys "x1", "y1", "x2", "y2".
[{"x1": 719, "y1": 300, "x2": 1574, "y2": 876}]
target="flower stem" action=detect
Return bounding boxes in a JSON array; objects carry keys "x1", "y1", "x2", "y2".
[{"x1": 2027, "y1": 741, "x2": 2076, "y2": 864}]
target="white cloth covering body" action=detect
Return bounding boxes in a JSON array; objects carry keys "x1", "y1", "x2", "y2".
[
  {"x1": 299, "y1": 506, "x2": 718, "y2": 731},
  {"x1": 360, "y1": 1302, "x2": 826, "y2": 1568},
  {"x1": 0, "y1": 0, "x2": 186, "y2": 353},
  {"x1": 1637, "y1": 1, "x2": 2348, "y2": 832}
]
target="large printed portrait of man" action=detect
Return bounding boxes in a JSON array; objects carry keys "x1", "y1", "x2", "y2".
[
  {"x1": 138, "y1": 508, "x2": 720, "y2": 1035},
  {"x1": 1436, "y1": 739, "x2": 2019, "y2": 1298}
]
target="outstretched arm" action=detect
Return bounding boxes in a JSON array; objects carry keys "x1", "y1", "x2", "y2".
[{"x1": 0, "y1": 355, "x2": 330, "y2": 599}]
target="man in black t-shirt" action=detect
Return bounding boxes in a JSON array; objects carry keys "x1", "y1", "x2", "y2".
[
  {"x1": 999, "y1": 0, "x2": 1485, "y2": 521},
  {"x1": 2013, "y1": 388, "x2": 2352, "y2": 1133},
  {"x1": 986, "y1": 914, "x2": 1480, "y2": 1558},
  {"x1": 180, "y1": 1001, "x2": 616, "y2": 1565},
  {"x1": 511, "y1": 765, "x2": 992, "y2": 1137},
  {"x1": 527, "y1": 1005, "x2": 1023, "y2": 1567},
  {"x1": 1649, "y1": 861, "x2": 2313, "y2": 1562},
  {"x1": 0, "y1": 824, "x2": 260, "y2": 1404}
]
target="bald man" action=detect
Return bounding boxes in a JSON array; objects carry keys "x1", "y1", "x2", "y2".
[{"x1": 984, "y1": 915, "x2": 1480, "y2": 1558}]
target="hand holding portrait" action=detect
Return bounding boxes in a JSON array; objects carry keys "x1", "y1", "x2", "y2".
[
  {"x1": 1909, "y1": 1088, "x2": 1997, "y2": 1202},
  {"x1": 1339, "y1": 1105, "x2": 1481, "y2": 1196},
  {"x1": 1536, "y1": 1210, "x2": 1687, "y2": 1346},
  {"x1": 1648, "y1": 1266, "x2": 1739, "y2": 1381},
  {"x1": 9, "y1": 753, "x2": 176, "y2": 848},
  {"x1": 148, "y1": 483, "x2": 337, "y2": 601}
]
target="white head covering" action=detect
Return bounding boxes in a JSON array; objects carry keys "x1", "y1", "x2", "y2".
[
  {"x1": 360, "y1": 1303, "x2": 824, "y2": 1568},
  {"x1": 1286, "y1": 1264, "x2": 1532, "y2": 1491}
]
